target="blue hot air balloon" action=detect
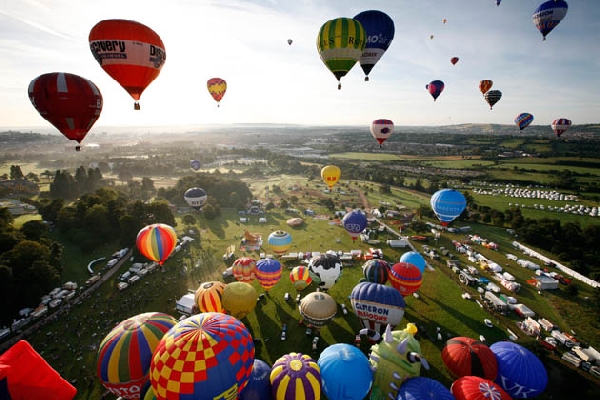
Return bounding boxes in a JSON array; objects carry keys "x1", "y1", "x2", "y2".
[
  {"x1": 353, "y1": 10, "x2": 395, "y2": 81},
  {"x1": 533, "y1": 0, "x2": 568, "y2": 40},
  {"x1": 490, "y1": 341, "x2": 548, "y2": 398},
  {"x1": 342, "y1": 210, "x2": 368, "y2": 241},
  {"x1": 350, "y1": 281, "x2": 405, "y2": 338},
  {"x1": 318, "y1": 343, "x2": 373, "y2": 400},
  {"x1": 430, "y1": 189, "x2": 467, "y2": 226},
  {"x1": 240, "y1": 359, "x2": 271, "y2": 400},
  {"x1": 399, "y1": 251, "x2": 426, "y2": 274},
  {"x1": 515, "y1": 113, "x2": 534, "y2": 131},
  {"x1": 190, "y1": 160, "x2": 200, "y2": 171},
  {"x1": 426, "y1": 80, "x2": 444, "y2": 101},
  {"x1": 397, "y1": 377, "x2": 454, "y2": 400}
]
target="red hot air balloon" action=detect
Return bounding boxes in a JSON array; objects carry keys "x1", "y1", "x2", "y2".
[
  {"x1": 388, "y1": 262, "x2": 422, "y2": 296},
  {"x1": 89, "y1": 19, "x2": 166, "y2": 110},
  {"x1": 450, "y1": 57, "x2": 459, "y2": 65},
  {"x1": 426, "y1": 80, "x2": 444, "y2": 101},
  {"x1": 441, "y1": 337, "x2": 498, "y2": 380},
  {"x1": 28, "y1": 72, "x2": 102, "y2": 151},
  {"x1": 451, "y1": 376, "x2": 512, "y2": 400}
]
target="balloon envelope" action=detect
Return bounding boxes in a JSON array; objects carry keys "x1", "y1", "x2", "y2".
[
  {"x1": 267, "y1": 230, "x2": 292, "y2": 255},
  {"x1": 430, "y1": 189, "x2": 467, "y2": 226},
  {"x1": 426, "y1": 80, "x2": 444, "y2": 101},
  {"x1": 353, "y1": 10, "x2": 395, "y2": 81},
  {"x1": 350, "y1": 282, "x2": 405, "y2": 337},
  {"x1": 299, "y1": 291, "x2": 337, "y2": 327},
  {"x1": 240, "y1": 359, "x2": 272, "y2": 400},
  {"x1": 370, "y1": 119, "x2": 394, "y2": 146},
  {"x1": 362, "y1": 259, "x2": 389, "y2": 284},
  {"x1": 207, "y1": 78, "x2": 227, "y2": 105},
  {"x1": 490, "y1": 341, "x2": 548, "y2": 398},
  {"x1": 484, "y1": 90, "x2": 502, "y2": 109},
  {"x1": 270, "y1": 353, "x2": 321, "y2": 400},
  {"x1": 89, "y1": 19, "x2": 165, "y2": 109},
  {"x1": 28, "y1": 72, "x2": 102, "y2": 147},
  {"x1": 150, "y1": 313, "x2": 254, "y2": 400},
  {"x1": 136, "y1": 223, "x2": 178, "y2": 265},
  {"x1": 479, "y1": 80, "x2": 493, "y2": 95},
  {"x1": 400, "y1": 251, "x2": 426, "y2": 274},
  {"x1": 232, "y1": 257, "x2": 257, "y2": 282},
  {"x1": 290, "y1": 265, "x2": 313, "y2": 291},
  {"x1": 97, "y1": 312, "x2": 178, "y2": 399},
  {"x1": 190, "y1": 160, "x2": 200, "y2": 171},
  {"x1": 318, "y1": 343, "x2": 373, "y2": 400},
  {"x1": 451, "y1": 376, "x2": 512, "y2": 400},
  {"x1": 307, "y1": 253, "x2": 343, "y2": 290},
  {"x1": 321, "y1": 165, "x2": 341, "y2": 189},
  {"x1": 184, "y1": 187, "x2": 207, "y2": 210},
  {"x1": 533, "y1": 0, "x2": 568, "y2": 40},
  {"x1": 222, "y1": 281, "x2": 257, "y2": 320},
  {"x1": 388, "y1": 262, "x2": 423, "y2": 296},
  {"x1": 441, "y1": 337, "x2": 498, "y2": 380},
  {"x1": 397, "y1": 377, "x2": 454, "y2": 400},
  {"x1": 515, "y1": 113, "x2": 534, "y2": 131},
  {"x1": 342, "y1": 210, "x2": 368, "y2": 241},
  {"x1": 195, "y1": 281, "x2": 226, "y2": 313},
  {"x1": 551, "y1": 118, "x2": 571, "y2": 137},
  {"x1": 450, "y1": 57, "x2": 459, "y2": 65},
  {"x1": 255, "y1": 258, "x2": 283, "y2": 291}
]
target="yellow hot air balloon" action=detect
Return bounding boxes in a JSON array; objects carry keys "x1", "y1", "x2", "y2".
[
  {"x1": 321, "y1": 165, "x2": 341, "y2": 190},
  {"x1": 316, "y1": 17, "x2": 366, "y2": 89},
  {"x1": 221, "y1": 281, "x2": 257, "y2": 320},
  {"x1": 207, "y1": 77, "x2": 227, "y2": 107}
]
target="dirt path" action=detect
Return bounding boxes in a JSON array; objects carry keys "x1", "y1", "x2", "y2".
[{"x1": 357, "y1": 189, "x2": 370, "y2": 213}]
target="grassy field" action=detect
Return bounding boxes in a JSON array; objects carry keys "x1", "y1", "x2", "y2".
[{"x1": 6, "y1": 176, "x2": 600, "y2": 399}]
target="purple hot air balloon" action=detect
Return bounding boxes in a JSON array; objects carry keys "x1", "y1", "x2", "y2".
[
  {"x1": 240, "y1": 359, "x2": 272, "y2": 400},
  {"x1": 255, "y1": 258, "x2": 283, "y2": 291},
  {"x1": 350, "y1": 281, "x2": 405, "y2": 338},
  {"x1": 342, "y1": 210, "x2": 368, "y2": 241},
  {"x1": 270, "y1": 352, "x2": 321, "y2": 400},
  {"x1": 397, "y1": 377, "x2": 454, "y2": 400}
]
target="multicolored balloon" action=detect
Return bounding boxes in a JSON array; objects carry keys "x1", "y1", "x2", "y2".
[
  {"x1": 221, "y1": 281, "x2": 257, "y2": 320},
  {"x1": 289, "y1": 265, "x2": 313, "y2": 291},
  {"x1": 362, "y1": 259, "x2": 389, "y2": 284},
  {"x1": 232, "y1": 257, "x2": 257, "y2": 282},
  {"x1": 267, "y1": 230, "x2": 292, "y2": 255},
  {"x1": 136, "y1": 223, "x2": 178, "y2": 266},
  {"x1": 426, "y1": 80, "x2": 445, "y2": 101},
  {"x1": 184, "y1": 187, "x2": 207, "y2": 211},
  {"x1": 515, "y1": 113, "x2": 534, "y2": 131},
  {"x1": 490, "y1": 341, "x2": 548, "y2": 398},
  {"x1": 89, "y1": 19, "x2": 166, "y2": 110},
  {"x1": 255, "y1": 258, "x2": 283, "y2": 291},
  {"x1": 317, "y1": 17, "x2": 366, "y2": 89},
  {"x1": 240, "y1": 359, "x2": 272, "y2": 400},
  {"x1": 370, "y1": 119, "x2": 394, "y2": 148},
  {"x1": 441, "y1": 337, "x2": 498, "y2": 380},
  {"x1": 399, "y1": 251, "x2": 426, "y2": 274},
  {"x1": 318, "y1": 343, "x2": 373, "y2": 400},
  {"x1": 299, "y1": 291, "x2": 338, "y2": 328},
  {"x1": 451, "y1": 376, "x2": 512, "y2": 400},
  {"x1": 307, "y1": 253, "x2": 343, "y2": 290},
  {"x1": 270, "y1": 353, "x2": 321, "y2": 400},
  {"x1": 484, "y1": 89, "x2": 502, "y2": 109},
  {"x1": 430, "y1": 188, "x2": 467, "y2": 226},
  {"x1": 533, "y1": 0, "x2": 568, "y2": 40},
  {"x1": 207, "y1": 78, "x2": 227, "y2": 107},
  {"x1": 97, "y1": 312, "x2": 178, "y2": 399},
  {"x1": 389, "y1": 262, "x2": 423, "y2": 296},
  {"x1": 321, "y1": 165, "x2": 341, "y2": 189},
  {"x1": 479, "y1": 80, "x2": 493, "y2": 96},
  {"x1": 353, "y1": 10, "x2": 395, "y2": 81},
  {"x1": 551, "y1": 118, "x2": 572, "y2": 137},
  {"x1": 342, "y1": 210, "x2": 367, "y2": 241},
  {"x1": 350, "y1": 282, "x2": 405, "y2": 338},
  {"x1": 397, "y1": 377, "x2": 454, "y2": 400},
  {"x1": 150, "y1": 312, "x2": 254, "y2": 400},
  {"x1": 194, "y1": 281, "x2": 226, "y2": 313},
  {"x1": 28, "y1": 72, "x2": 103, "y2": 151}
]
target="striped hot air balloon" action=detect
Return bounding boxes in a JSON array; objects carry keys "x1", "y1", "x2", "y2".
[
  {"x1": 441, "y1": 337, "x2": 498, "y2": 380},
  {"x1": 484, "y1": 89, "x2": 502, "y2": 109},
  {"x1": 317, "y1": 17, "x2": 366, "y2": 89},
  {"x1": 479, "y1": 80, "x2": 493, "y2": 96},
  {"x1": 362, "y1": 259, "x2": 389, "y2": 284},
  {"x1": 255, "y1": 258, "x2": 283, "y2": 291},
  {"x1": 388, "y1": 262, "x2": 423, "y2": 297},
  {"x1": 194, "y1": 281, "x2": 226, "y2": 313},
  {"x1": 270, "y1": 353, "x2": 321, "y2": 400},
  {"x1": 289, "y1": 265, "x2": 313, "y2": 291},
  {"x1": 267, "y1": 230, "x2": 292, "y2": 255},
  {"x1": 551, "y1": 118, "x2": 572, "y2": 137},
  {"x1": 515, "y1": 113, "x2": 534, "y2": 131},
  {"x1": 97, "y1": 312, "x2": 178, "y2": 399},
  {"x1": 232, "y1": 257, "x2": 257, "y2": 282},
  {"x1": 136, "y1": 223, "x2": 178, "y2": 266}
]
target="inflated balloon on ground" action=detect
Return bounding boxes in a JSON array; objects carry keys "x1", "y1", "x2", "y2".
[
  {"x1": 318, "y1": 343, "x2": 373, "y2": 400},
  {"x1": 270, "y1": 352, "x2": 321, "y2": 400}
]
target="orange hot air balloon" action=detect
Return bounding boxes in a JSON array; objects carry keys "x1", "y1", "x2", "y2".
[
  {"x1": 207, "y1": 78, "x2": 227, "y2": 107},
  {"x1": 89, "y1": 19, "x2": 166, "y2": 110},
  {"x1": 479, "y1": 80, "x2": 493, "y2": 95}
]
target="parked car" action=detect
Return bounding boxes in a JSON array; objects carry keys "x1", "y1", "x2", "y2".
[
  {"x1": 340, "y1": 304, "x2": 348, "y2": 315},
  {"x1": 280, "y1": 331, "x2": 286, "y2": 341},
  {"x1": 284, "y1": 292, "x2": 290, "y2": 302}
]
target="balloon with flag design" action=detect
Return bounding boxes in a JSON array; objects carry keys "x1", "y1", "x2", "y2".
[
  {"x1": 270, "y1": 353, "x2": 321, "y2": 400},
  {"x1": 490, "y1": 341, "x2": 548, "y2": 398},
  {"x1": 136, "y1": 223, "x2": 178, "y2": 266}
]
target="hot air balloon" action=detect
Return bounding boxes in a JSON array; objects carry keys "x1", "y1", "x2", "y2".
[
  {"x1": 441, "y1": 337, "x2": 498, "y2": 380},
  {"x1": 429, "y1": 35, "x2": 434, "y2": 40},
  {"x1": 221, "y1": 281, "x2": 257, "y2": 319},
  {"x1": 484, "y1": 89, "x2": 502, "y2": 109},
  {"x1": 479, "y1": 80, "x2": 493, "y2": 96},
  {"x1": 368, "y1": 324, "x2": 429, "y2": 400},
  {"x1": 399, "y1": 251, "x2": 426, "y2": 274},
  {"x1": 450, "y1": 376, "x2": 512, "y2": 400},
  {"x1": 97, "y1": 312, "x2": 178, "y2": 399},
  {"x1": 0, "y1": 340, "x2": 77, "y2": 400},
  {"x1": 255, "y1": 258, "x2": 283, "y2": 291},
  {"x1": 551, "y1": 118, "x2": 571, "y2": 137},
  {"x1": 299, "y1": 291, "x2": 338, "y2": 328},
  {"x1": 430, "y1": 188, "x2": 467, "y2": 226},
  {"x1": 240, "y1": 359, "x2": 271, "y2": 400},
  {"x1": 426, "y1": 80, "x2": 444, "y2": 101},
  {"x1": 353, "y1": 10, "x2": 395, "y2": 81},
  {"x1": 136, "y1": 223, "x2": 178, "y2": 266},
  {"x1": 184, "y1": 187, "x2": 207, "y2": 211},
  {"x1": 342, "y1": 210, "x2": 368, "y2": 241},
  {"x1": 231, "y1": 257, "x2": 257, "y2": 282},
  {"x1": 28, "y1": 72, "x2": 102, "y2": 151},
  {"x1": 195, "y1": 281, "x2": 226, "y2": 313},
  {"x1": 388, "y1": 262, "x2": 423, "y2": 297},
  {"x1": 318, "y1": 343, "x2": 373, "y2": 400},
  {"x1": 496, "y1": 0, "x2": 502, "y2": 6},
  {"x1": 307, "y1": 253, "x2": 343, "y2": 291},
  {"x1": 321, "y1": 165, "x2": 341, "y2": 190},
  {"x1": 515, "y1": 113, "x2": 534, "y2": 131},
  {"x1": 150, "y1": 312, "x2": 255, "y2": 400},
  {"x1": 350, "y1": 282, "x2": 405, "y2": 337},
  {"x1": 207, "y1": 78, "x2": 227, "y2": 107},
  {"x1": 140, "y1": 381, "x2": 157, "y2": 400},
  {"x1": 267, "y1": 230, "x2": 292, "y2": 255},
  {"x1": 451, "y1": 56, "x2": 459, "y2": 65},
  {"x1": 270, "y1": 353, "x2": 321, "y2": 400},
  {"x1": 442, "y1": 19, "x2": 447, "y2": 24},
  {"x1": 490, "y1": 341, "x2": 548, "y2": 398},
  {"x1": 370, "y1": 119, "x2": 394, "y2": 148},
  {"x1": 362, "y1": 259, "x2": 389, "y2": 284},
  {"x1": 317, "y1": 17, "x2": 366, "y2": 89},
  {"x1": 287, "y1": 39, "x2": 293, "y2": 45},
  {"x1": 290, "y1": 265, "x2": 313, "y2": 291},
  {"x1": 190, "y1": 160, "x2": 200, "y2": 171},
  {"x1": 396, "y1": 377, "x2": 455, "y2": 400},
  {"x1": 533, "y1": 0, "x2": 568, "y2": 40},
  {"x1": 89, "y1": 19, "x2": 165, "y2": 110}
]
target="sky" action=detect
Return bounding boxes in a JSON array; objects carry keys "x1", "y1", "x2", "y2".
[{"x1": 1, "y1": 0, "x2": 599, "y2": 132}]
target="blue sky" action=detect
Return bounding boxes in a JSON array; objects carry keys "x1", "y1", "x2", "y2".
[{"x1": 1, "y1": 0, "x2": 598, "y2": 131}]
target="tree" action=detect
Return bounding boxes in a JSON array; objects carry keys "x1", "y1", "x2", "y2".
[
  {"x1": 203, "y1": 204, "x2": 217, "y2": 220},
  {"x1": 20, "y1": 220, "x2": 48, "y2": 241},
  {"x1": 38, "y1": 198, "x2": 64, "y2": 222},
  {"x1": 10, "y1": 165, "x2": 24, "y2": 180},
  {"x1": 279, "y1": 199, "x2": 289, "y2": 209},
  {"x1": 182, "y1": 214, "x2": 197, "y2": 226}
]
